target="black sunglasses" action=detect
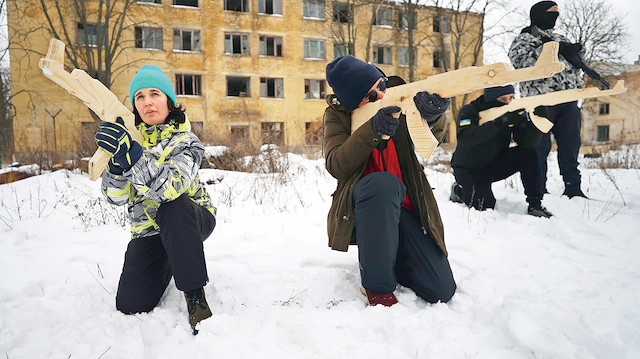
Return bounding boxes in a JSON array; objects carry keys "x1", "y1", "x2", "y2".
[{"x1": 365, "y1": 77, "x2": 388, "y2": 103}]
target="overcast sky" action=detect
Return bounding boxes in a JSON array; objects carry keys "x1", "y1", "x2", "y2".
[{"x1": 484, "y1": 0, "x2": 639, "y2": 64}]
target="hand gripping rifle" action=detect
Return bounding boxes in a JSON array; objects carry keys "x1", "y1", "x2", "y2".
[
  {"x1": 532, "y1": 26, "x2": 610, "y2": 89},
  {"x1": 478, "y1": 80, "x2": 627, "y2": 133},
  {"x1": 350, "y1": 41, "x2": 565, "y2": 159},
  {"x1": 39, "y1": 39, "x2": 143, "y2": 181}
]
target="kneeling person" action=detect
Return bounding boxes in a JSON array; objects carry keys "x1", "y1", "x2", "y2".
[
  {"x1": 323, "y1": 55, "x2": 457, "y2": 307},
  {"x1": 450, "y1": 85, "x2": 553, "y2": 218}
]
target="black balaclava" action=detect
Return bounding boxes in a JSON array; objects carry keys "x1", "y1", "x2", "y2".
[{"x1": 530, "y1": 1, "x2": 558, "y2": 30}]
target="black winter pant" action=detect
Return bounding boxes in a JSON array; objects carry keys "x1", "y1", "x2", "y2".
[
  {"x1": 453, "y1": 146, "x2": 542, "y2": 210},
  {"x1": 353, "y1": 172, "x2": 456, "y2": 303},
  {"x1": 115, "y1": 194, "x2": 216, "y2": 314},
  {"x1": 536, "y1": 101, "x2": 582, "y2": 191}
]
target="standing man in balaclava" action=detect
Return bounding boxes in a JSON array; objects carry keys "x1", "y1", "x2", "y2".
[{"x1": 509, "y1": 1, "x2": 587, "y2": 199}]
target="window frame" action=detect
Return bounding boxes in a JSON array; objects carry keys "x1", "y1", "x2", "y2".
[
  {"x1": 399, "y1": 47, "x2": 411, "y2": 67},
  {"x1": 333, "y1": 2, "x2": 350, "y2": 23},
  {"x1": 373, "y1": 46, "x2": 392, "y2": 65},
  {"x1": 77, "y1": 23, "x2": 105, "y2": 47},
  {"x1": 599, "y1": 103, "x2": 610, "y2": 115},
  {"x1": 261, "y1": 122, "x2": 285, "y2": 145},
  {"x1": 259, "y1": 35, "x2": 283, "y2": 57},
  {"x1": 333, "y1": 42, "x2": 352, "y2": 58},
  {"x1": 596, "y1": 125, "x2": 610, "y2": 141},
  {"x1": 258, "y1": 0, "x2": 282, "y2": 15},
  {"x1": 303, "y1": 0, "x2": 325, "y2": 20},
  {"x1": 374, "y1": 7, "x2": 392, "y2": 27},
  {"x1": 226, "y1": 76, "x2": 251, "y2": 97},
  {"x1": 173, "y1": 28, "x2": 201, "y2": 52},
  {"x1": 135, "y1": 26, "x2": 163, "y2": 50},
  {"x1": 304, "y1": 39, "x2": 326, "y2": 60},
  {"x1": 172, "y1": 0, "x2": 199, "y2": 7},
  {"x1": 260, "y1": 77, "x2": 284, "y2": 98},
  {"x1": 224, "y1": 0, "x2": 249, "y2": 12},
  {"x1": 225, "y1": 32, "x2": 250, "y2": 55},
  {"x1": 175, "y1": 73, "x2": 202, "y2": 96},
  {"x1": 304, "y1": 79, "x2": 326, "y2": 100},
  {"x1": 136, "y1": 0, "x2": 162, "y2": 4},
  {"x1": 399, "y1": 11, "x2": 417, "y2": 30}
]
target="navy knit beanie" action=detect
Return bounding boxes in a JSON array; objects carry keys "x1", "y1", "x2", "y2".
[
  {"x1": 484, "y1": 85, "x2": 515, "y2": 102},
  {"x1": 129, "y1": 65, "x2": 178, "y2": 108},
  {"x1": 326, "y1": 55, "x2": 384, "y2": 109}
]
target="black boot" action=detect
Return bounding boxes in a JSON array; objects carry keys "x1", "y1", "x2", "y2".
[
  {"x1": 184, "y1": 288, "x2": 212, "y2": 335},
  {"x1": 527, "y1": 203, "x2": 553, "y2": 218},
  {"x1": 450, "y1": 182, "x2": 463, "y2": 203},
  {"x1": 562, "y1": 187, "x2": 587, "y2": 199}
]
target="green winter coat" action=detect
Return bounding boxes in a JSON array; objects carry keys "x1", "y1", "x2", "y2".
[{"x1": 322, "y1": 92, "x2": 449, "y2": 256}]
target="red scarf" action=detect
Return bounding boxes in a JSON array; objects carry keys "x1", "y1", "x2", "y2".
[{"x1": 362, "y1": 139, "x2": 414, "y2": 211}]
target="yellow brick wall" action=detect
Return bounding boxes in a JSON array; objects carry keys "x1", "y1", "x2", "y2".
[{"x1": 8, "y1": 0, "x2": 483, "y2": 155}]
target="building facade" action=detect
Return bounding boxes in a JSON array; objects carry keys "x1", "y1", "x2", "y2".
[
  {"x1": 7, "y1": 0, "x2": 482, "y2": 158},
  {"x1": 582, "y1": 71, "x2": 640, "y2": 145}
]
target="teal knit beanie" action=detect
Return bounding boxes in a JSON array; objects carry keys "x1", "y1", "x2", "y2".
[{"x1": 129, "y1": 65, "x2": 177, "y2": 108}]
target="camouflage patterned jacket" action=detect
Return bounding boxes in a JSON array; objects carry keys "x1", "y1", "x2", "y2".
[
  {"x1": 509, "y1": 29, "x2": 584, "y2": 97},
  {"x1": 101, "y1": 118, "x2": 216, "y2": 239}
]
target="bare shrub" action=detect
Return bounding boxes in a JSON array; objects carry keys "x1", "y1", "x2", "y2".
[{"x1": 582, "y1": 143, "x2": 640, "y2": 169}]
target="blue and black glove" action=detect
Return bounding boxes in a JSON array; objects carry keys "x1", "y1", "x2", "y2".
[
  {"x1": 106, "y1": 158, "x2": 124, "y2": 175},
  {"x1": 370, "y1": 106, "x2": 401, "y2": 137},
  {"x1": 413, "y1": 91, "x2": 451, "y2": 124},
  {"x1": 95, "y1": 117, "x2": 142, "y2": 172}
]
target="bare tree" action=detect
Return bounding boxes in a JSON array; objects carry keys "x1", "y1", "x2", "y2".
[
  {"x1": 556, "y1": 0, "x2": 629, "y2": 70},
  {"x1": 9, "y1": 0, "x2": 161, "y2": 92},
  {"x1": 0, "y1": 0, "x2": 14, "y2": 164},
  {"x1": 421, "y1": 0, "x2": 511, "y2": 121}
]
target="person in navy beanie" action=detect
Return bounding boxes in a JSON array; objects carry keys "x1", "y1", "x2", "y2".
[
  {"x1": 323, "y1": 55, "x2": 456, "y2": 307},
  {"x1": 450, "y1": 85, "x2": 553, "y2": 218},
  {"x1": 509, "y1": 1, "x2": 587, "y2": 199},
  {"x1": 97, "y1": 64, "x2": 217, "y2": 334}
]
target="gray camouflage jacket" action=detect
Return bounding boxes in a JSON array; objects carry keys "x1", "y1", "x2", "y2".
[
  {"x1": 101, "y1": 118, "x2": 216, "y2": 239},
  {"x1": 509, "y1": 29, "x2": 584, "y2": 96}
]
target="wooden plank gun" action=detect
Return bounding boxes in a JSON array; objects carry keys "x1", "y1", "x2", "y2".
[
  {"x1": 38, "y1": 38, "x2": 143, "y2": 181},
  {"x1": 350, "y1": 41, "x2": 566, "y2": 159},
  {"x1": 478, "y1": 80, "x2": 627, "y2": 133}
]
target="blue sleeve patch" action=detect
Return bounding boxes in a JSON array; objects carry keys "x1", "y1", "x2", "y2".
[{"x1": 459, "y1": 119, "x2": 471, "y2": 126}]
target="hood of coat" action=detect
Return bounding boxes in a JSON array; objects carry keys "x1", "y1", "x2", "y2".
[
  {"x1": 138, "y1": 115, "x2": 192, "y2": 148},
  {"x1": 326, "y1": 94, "x2": 353, "y2": 113}
]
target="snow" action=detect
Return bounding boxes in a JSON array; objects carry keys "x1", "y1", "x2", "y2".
[{"x1": 1, "y1": 148, "x2": 639, "y2": 358}]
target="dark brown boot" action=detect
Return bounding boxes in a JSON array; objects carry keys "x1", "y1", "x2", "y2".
[{"x1": 184, "y1": 288, "x2": 212, "y2": 335}]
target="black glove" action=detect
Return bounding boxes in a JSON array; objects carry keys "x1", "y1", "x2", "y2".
[
  {"x1": 370, "y1": 106, "x2": 401, "y2": 137},
  {"x1": 558, "y1": 42, "x2": 583, "y2": 57},
  {"x1": 533, "y1": 106, "x2": 548, "y2": 119},
  {"x1": 413, "y1": 91, "x2": 451, "y2": 124},
  {"x1": 500, "y1": 110, "x2": 526, "y2": 128}
]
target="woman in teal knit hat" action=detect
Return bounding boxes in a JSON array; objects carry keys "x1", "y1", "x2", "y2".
[{"x1": 96, "y1": 64, "x2": 216, "y2": 334}]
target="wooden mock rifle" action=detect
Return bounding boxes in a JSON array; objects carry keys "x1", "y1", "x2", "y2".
[
  {"x1": 350, "y1": 42, "x2": 566, "y2": 159},
  {"x1": 39, "y1": 38, "x2": 143, "y2": 181},
  {"x1": 478, "y1": 80, "x2": 627, "y2": 133}
]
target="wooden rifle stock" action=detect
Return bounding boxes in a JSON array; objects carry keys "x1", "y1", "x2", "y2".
[
  {"x1": 478, "y1": 81, "x2": 627, "y2": 133},
  {"x1": 39, "y1": 38, "x2": 143, "y2": 181}
]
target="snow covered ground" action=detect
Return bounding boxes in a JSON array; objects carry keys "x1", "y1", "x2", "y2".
[{"x1": 1, "y1": 147, "x2": 639, "y2": 358}]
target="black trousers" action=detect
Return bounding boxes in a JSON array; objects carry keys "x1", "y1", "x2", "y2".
[
  {"x1": 536, "y1": 101, "x2": 582, "y2": 191},
  {"x1": 353, "y1": 172, "x2": 456, "y2": 303},
  {"x1": 453, "y1": 146, "x2": 542, "y2": 210},
  {"x1": 115, "y1": 194, "x2": 216, "y2": 314}
]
